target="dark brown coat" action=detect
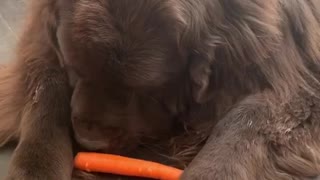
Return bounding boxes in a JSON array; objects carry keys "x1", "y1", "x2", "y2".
[{"x1": 1, "y1": 0, "x2": 320, "y2": 179}]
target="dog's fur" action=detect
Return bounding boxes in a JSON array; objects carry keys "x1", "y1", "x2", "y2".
[{"x1": 1, "y1": 0, "x2": 320, "y2": 179}]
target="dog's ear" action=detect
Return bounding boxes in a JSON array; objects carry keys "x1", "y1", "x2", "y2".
[
  {"x1": 169, "y1": 0, "x2": 221, "y2": 104},
  {"x1": 179, "y1": 32, "x2": 217, "y2": 105}
]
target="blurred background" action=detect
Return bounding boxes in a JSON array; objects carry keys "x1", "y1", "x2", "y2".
[{"x1": 0, "y1": 0, "x2": 25, "y2": 178}]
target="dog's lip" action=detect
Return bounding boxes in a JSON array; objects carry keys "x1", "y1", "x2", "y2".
[{"x1": 73, "y1": 131, "x2": 111, "y2": 151}]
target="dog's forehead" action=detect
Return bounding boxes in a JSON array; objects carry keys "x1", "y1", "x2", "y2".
[
  {"x1": 69, "y1": 0, "x2": 183, "y2": 45},
  {"x1": 57, "y1": 0, "x2": 186, "y2": 89}
]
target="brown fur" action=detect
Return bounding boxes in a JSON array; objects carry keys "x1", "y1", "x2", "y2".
[
  {"x1": 1, "y1": 0, "x2": 320, "y2": 179},
  {"x1": 0, "y1": 63, "x2": 23, "y2": 147}
]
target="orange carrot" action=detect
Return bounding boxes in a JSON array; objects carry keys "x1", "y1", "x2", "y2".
[{"x1": 74, "y1": 152, "x2": 183, "y2": 180}]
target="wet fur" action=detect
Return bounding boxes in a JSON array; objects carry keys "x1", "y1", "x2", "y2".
[{"x1": 1, "y1": 0, "x2": 320, "y2": 179}]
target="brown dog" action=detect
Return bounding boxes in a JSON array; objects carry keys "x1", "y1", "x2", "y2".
[{"x1": 1, "y1": 0, "x2": 320, "y2": 179}]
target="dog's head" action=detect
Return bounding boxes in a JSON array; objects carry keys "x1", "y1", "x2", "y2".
[{"x1": 56, "y1": 0, "x2": 195, "y2": 153}]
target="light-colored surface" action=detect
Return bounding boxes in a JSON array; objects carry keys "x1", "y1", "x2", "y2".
[
  {"x1": 0, "y1": 146, "x2": 13, "y2": 179},
  {"x1": 0, "y1": 0, "x2": 25, "y2": 178}
]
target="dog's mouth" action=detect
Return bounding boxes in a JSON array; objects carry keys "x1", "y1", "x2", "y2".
[{"x1": 72, "y1": 119, "x2": 139, "y2": 154}]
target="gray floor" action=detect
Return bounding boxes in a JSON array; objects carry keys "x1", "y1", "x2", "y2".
[{"x1": 0, "y1": 0, "x2": 26, "y2": 178}]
